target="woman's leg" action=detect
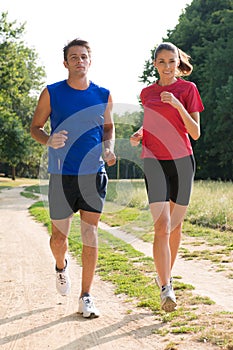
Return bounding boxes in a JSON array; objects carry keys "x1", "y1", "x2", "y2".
[
  {"x1": 150, "y1": 201, "x2": 188, "y2": 283},
  {"x1": 169, "y1": 201, "x2": 188, "y2": 270},
  {"x1": 150, "y1": 202, "x2": 171, "y2": 287},
  {"x1": 150, "y1": 201, "x2": 177, "y2": 312}
]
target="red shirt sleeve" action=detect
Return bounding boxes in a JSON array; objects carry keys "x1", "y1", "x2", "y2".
[{"x1": 186, "y1": 82, "x2": 204, "y2": 114}]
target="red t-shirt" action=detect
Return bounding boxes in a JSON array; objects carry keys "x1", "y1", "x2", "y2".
[{"x1": 140, "y1": 78, "x2": 204, "y2": 160}]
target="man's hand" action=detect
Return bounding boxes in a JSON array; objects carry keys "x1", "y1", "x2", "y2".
[
  {"x1": 47, "y1": 130, "x2": 68, "y2": 149},
  {"x1": 103, "y1": 148, "x2": 116, "y2": 166}
]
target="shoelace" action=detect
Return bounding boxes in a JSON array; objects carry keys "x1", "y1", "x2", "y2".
[
  {"x1": 82, "y1": 296, "x2": 94, "y2": 307},
  {"x1": 57, "y1": 273, "x2": 67, "y2": 285}
]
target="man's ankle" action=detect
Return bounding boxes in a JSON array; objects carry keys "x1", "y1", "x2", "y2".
[{"x1": 56, "y1": 258, "x2": 67, "y2": 272}]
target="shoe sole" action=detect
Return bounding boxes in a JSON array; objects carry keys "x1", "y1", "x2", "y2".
[
  {"x1": 78, "y1": 303, "x2": 100, "y2": 318},
  {"x1": 83, "y1": 312, "x2": 100, "y2": 318},
  {"x1": 56, "y1": 281, "x2": 71, "y2": 296},
  {"x1": 57, "y1": 290, "x2": 70, "y2": 296},
  {"x1": 78, "y1": 310, "x2": 100, "y2": 318},
  {"x1": 161, "y1": 297, "x2": 177, "y2": 312}
]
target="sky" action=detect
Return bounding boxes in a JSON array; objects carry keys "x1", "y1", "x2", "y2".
[{"x1": 1, "y1": 0, "x2": 192, "y2": 107}]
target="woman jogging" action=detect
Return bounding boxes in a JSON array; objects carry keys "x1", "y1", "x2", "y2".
[{"x1": 130, "y1": 42, "x2": 204, "y2": 312}]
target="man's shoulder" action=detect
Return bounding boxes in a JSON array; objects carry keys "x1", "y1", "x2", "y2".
[
  {"x1": 47, "y1": 80, "x2": 66, "y2": 91},
  {"x1": 89, "y1": 82, "x2": 110, "y2": 102},
  {"x1": 90, "y1": 81, "x2": 109, "y2": 93}
]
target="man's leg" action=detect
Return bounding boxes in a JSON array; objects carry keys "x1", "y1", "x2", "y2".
[
  {"x1": 50, "y1": 217, "x2": 73, "y2": 296},
  {"x1": 77, "y1": 210, "x2": 100, "y2": 318},
  {"x1": 79, "y1": 210, "x2": 100, "y2": 296},
  {"x1": 50, "y1": 217, "x2": 72, "y2": 269}
]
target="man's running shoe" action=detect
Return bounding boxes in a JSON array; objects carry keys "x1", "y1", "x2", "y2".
[
  {"x1": 160, "y1": 284, "x2": 177, "y2": 312},
  {"x1": 56, "y1": 258, "x2": 71, "y2": 296},
  {"x1": 78, "y1": 293, "x2": 100, "y2": 318}
]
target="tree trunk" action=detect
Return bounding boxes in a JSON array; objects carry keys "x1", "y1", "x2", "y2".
[{"x1": 12, "y1": 166, "x2": 16, "y2": 180}]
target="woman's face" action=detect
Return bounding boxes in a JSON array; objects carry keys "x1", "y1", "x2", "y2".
[{"x1": 154, "y1": 49, "x2": 180, "y2": 80}]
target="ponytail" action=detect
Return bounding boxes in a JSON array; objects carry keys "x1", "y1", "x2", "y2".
[{"x1": 177, "y1": 48, "x2": 193, "y2": 76}]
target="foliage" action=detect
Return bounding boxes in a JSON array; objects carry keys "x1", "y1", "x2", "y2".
[
  {"x1": 106, "y1": 110, "x2": 144, "y2": 179},
  {"x1": 0, "y1": 111, "x2": 28, "y2": 167},
  {"x1": 139, "y1": 0, "x2": 233, "y2": 180},
  {"x1": 0, "y1": 12, "x2": 46, "y2": 178}
]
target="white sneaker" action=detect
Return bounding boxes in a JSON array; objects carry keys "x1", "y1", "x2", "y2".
[
  {"x1": 78, "y1": 294, "x2": 100, "y2": 318},
  {"x1": 56, "y1": 258, "x2": 71, "y2": 296},
  {"x1": 160, "y1": 285, "x2": 177, "y2": 312}
]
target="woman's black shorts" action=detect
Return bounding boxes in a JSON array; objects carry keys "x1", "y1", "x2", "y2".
[
  {"x1": 48, "y1": 172, "x2": 108, "y2": 220},
  {"x1": 143, "y1": 155, "x2": 195, "y2": 206}
]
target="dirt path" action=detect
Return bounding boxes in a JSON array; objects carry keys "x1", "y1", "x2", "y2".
[{"x1": 0, "y1": 187, "x2": 228, "y2": 350}]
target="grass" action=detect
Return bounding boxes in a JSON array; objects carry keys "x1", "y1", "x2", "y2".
[
  {"x1": 101, "y1": 180, "x2": 233, "y2": 274},
  {"x1": 28, "y1": 200, "x2": 233, "y2": 348},
  {"x1": 29, "y1": 202, "x2": 162, "y2": 311},
  {"x1": 187, "y1": 180, "x2": 233, "y2": 231},
  {"x1": 2, "y1": 177, "x2": 233, "y2": 348},
  {"x1": 104, "y1": 179, "x2": 233, "y2": 230},
  {"x1": 0, "y1": 177, "x2": 39, "y2": 190}
]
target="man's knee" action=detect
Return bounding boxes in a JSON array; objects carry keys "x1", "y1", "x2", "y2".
[
  {"x1": 81, "y1": 221, "x2": 98, "y2": 248},
  {"x1": 50, "y1": 234, "x2": 67, "y2": 248},
  {"x1": 51, "y1": 218, "x2": 72, "y2": 237},
  {"x1": 50, "y1": 230, "x2": 68, "y2": 249}
]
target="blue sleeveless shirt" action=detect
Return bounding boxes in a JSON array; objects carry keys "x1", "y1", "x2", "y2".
[{"x1": 47, "y1": 80, "x2": 110, "y2": 175}]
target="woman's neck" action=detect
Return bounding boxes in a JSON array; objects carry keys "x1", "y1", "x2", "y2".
[{"x1": 157, "y1": 77, "x2": 177, "y2": 86}]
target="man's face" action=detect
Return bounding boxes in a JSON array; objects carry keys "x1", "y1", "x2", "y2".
[{"x1": 64, "y1": 45, "x2": 91, "y2": 76}]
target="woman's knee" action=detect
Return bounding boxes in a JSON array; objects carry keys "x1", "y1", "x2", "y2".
[{"x1": 154, "y1": 218, "x2": 170, "y2": 237}]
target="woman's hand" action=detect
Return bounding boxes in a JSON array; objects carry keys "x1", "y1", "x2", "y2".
[
  {"x1": 130, "y1": 127, "x2": 143, "y2": 147},
  {"x1": 160, "y1": 91, "x2": 181, "y2": 109},
  {"x1": 161, "y1": 92, "x2": 200, "y2": 140}
]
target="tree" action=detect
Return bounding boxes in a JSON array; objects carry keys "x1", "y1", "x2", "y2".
[
  {"x1": 139, "y1": 0, "x2": 233, "y2": 179},
  {"x1": 0, "y1": 12, "x2": 46, "y2": 178},
  {"x1": 0, "y1": 112, "x2": 28, "y2": 180},
  {"x1": 209, "y1": 75, "x2": 233, "y2": 179}
]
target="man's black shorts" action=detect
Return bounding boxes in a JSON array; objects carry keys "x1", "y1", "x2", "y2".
[
  {"x1": 143, "y1": 155, "x2": 195, "y2": 206},
  {"x1": 48, "y1": 172, "x2": 108, "y2": 220}
]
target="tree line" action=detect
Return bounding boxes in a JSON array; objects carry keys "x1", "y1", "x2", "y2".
[
  {"x1": 0, "y1": 12, "x2": 45, "y2": 179},
  {"x1": 140, "y1": 0, "x2": 233, "y2": 180},
  {"x1": 1, "y1": 0, "x2": 233, "y2": 180}
]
